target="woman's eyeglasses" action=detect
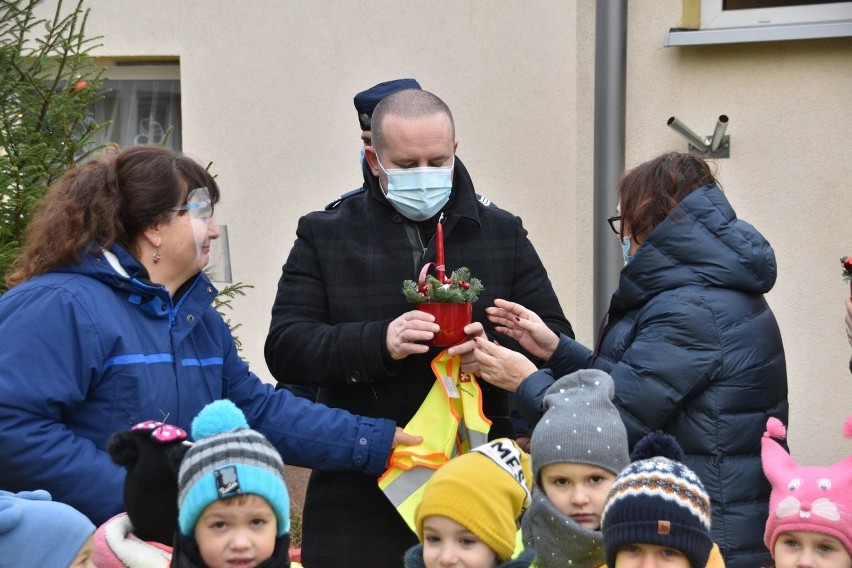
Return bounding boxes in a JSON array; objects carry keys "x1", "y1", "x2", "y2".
[
  {"x1": 171, "y1": 187, "x2": 213, "y2": 223},
  {"x1": 607, "y1": 215, "x2": 621, "y2": 235}
]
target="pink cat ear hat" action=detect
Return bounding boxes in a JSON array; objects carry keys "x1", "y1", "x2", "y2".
[{"x1": 761, "y1": 416, "x2": 852, "y2": 557}]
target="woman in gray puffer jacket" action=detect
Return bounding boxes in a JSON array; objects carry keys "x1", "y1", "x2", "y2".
[{"x1": 467, "y1": 152, "x2": 788, "y2": 568}]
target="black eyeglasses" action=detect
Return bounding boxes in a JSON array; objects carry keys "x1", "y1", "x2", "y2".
[{"x1": 607, "y1": 215, "x2": 621, "y2": 235}]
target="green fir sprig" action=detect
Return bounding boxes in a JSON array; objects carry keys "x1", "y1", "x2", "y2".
[{"x1": 402, "y1": 266, "x2": 483, "y2": 304}]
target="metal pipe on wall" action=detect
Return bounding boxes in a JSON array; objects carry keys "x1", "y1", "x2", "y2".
[{"x1": 592, "y1": 0, "x2": 628, "y2": 336}]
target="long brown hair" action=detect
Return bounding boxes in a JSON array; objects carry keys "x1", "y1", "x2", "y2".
[
  {"x1": 6, "y1": 144, "x2": 220, "y2": 288},
  {"x1": 618, "y1": 152, "x2": 717, "y2": 245}
]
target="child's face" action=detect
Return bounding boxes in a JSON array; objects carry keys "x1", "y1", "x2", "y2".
[
  {"x1": 614, "y1": 543, "x2": 692, "y2": 567},
  {"x1": 194, "y1": 494, "x2": 278, "y2": 568},
  {"x1": 773, "y1": 531, "x2": 852, "y2": 568},
  {"x1": 68, "y1": 534, "x2": 95, "y2": 568},
  {"x1": 540, "y1": 462, "x2": 616, "y2": 530},
  {"x1": 422, "y1": 515, "x2": 499, "y2": 568}
]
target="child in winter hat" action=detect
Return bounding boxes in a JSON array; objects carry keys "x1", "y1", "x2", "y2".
[
  {"x1": 173, "y1": 399, "x2": 292, "y2": 568},
  {"x1": 522, "y1": 369, "x2": 630, "y2": 568},
  {"x1": 762, "y1": 416, "x2": 852, "y2": 567},
  {"x1": 93, "y1": 420, "x2": 191, "y2": 567},
  {"x1": 601, "y1": 432, "x2": 714, "y2": 568},
  {"x1": 0, "y1": 489, "x2": 96, "y2": 567},
  {"x1": 405, "y1": 438, "x2": 535, "y2": 568}
]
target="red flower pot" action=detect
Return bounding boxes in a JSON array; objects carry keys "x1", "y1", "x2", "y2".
[{"x1": 417, "y1": 302, "x2": 473, "y2": 346}]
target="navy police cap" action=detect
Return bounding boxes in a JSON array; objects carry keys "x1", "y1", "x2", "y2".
[{"x1": 354, "y1": 78, "x2": 421, "y2": 131}]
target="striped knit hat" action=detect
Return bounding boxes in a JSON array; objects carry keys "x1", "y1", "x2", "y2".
[
  {"x1": 601, "y1": 432, "x2": 712, "y2": 568},
  {"x1": 177, "y1": 400, "x2": 289, "y2": 537}
]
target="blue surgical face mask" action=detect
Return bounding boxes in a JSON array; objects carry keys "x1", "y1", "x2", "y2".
[
  {"x1": 359, "y1": 147, "x2": 366, "y2": 168},
  {"x1": 375, "y1": 154, "x2": 454, "y2": 222},
  {"x1": 622, "y1": 235, "x2": 633, "y2": 264}
]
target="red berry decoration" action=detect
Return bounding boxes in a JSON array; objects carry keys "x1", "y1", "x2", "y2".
[{"x1": 70, "y1": 80, "x2": 88, "y2": 92}]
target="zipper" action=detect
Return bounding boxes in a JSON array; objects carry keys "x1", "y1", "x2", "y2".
[{"x1": 590, "y1": 313, "x2": 610, "y2": 366}]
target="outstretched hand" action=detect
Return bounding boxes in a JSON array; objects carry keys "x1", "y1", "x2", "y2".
[
  {"x1": 471, "y1": 335, "x2": 537, "y2": 393},
  {"x1": 447, "y1": 321, "x2": 487, "y2": 374},
  {"x1": 386, "y1": 310, "x2": 440, "y2": 360},
  {"x1": 485, "y1": 298, "x2": 559, "y2": 360}
]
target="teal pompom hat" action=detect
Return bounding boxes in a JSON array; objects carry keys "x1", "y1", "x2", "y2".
[{"x1": 177, "y1": 400, "x2": 290, "y2": 537}]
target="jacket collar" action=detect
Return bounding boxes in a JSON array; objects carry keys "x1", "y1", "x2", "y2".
[{"x1": 57, "y1": 243, "x2": 215, "y2": 320}]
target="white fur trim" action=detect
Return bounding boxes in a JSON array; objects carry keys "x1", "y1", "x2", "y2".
[{"x1": 100, "y1": 513, "x2": 171, "y2": 567}]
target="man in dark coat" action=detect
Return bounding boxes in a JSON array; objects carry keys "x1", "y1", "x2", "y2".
[{"x1": 264, "y1": 88, "x2": 573, "y2": 568}]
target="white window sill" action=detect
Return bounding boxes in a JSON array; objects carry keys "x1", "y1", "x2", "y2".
[{"x1": 665, "y1": 20, "x2": 852, "y2": 46}]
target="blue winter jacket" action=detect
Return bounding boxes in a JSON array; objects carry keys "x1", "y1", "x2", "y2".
[
  {"x1": 517, "y1": 184, "x2": 788, "y2": 568},
  {"x1": 0, "y1": 245, "x2": 396, "y2": 526}
]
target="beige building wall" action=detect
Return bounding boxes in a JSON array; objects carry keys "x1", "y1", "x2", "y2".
[{"x1": 43, "y1": 1, "x2": 850, "y2": 464}]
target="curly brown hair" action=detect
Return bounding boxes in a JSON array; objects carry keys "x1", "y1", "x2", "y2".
[
  {"x1": 6, "y1": 144, "x2": 220, "y2": 288},
  {"x1": 618, "y1": 152, "x2": 717, "y2": 246}
]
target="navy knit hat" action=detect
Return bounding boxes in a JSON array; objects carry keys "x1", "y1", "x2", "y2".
[
  {"x1": 0, "y1": 489, "x2": 95, "y2": 567},
  {"x1": 354, "y1": 78, "x2": 421, "y2": 130},
  {"x1": 177, "y1": 400, "x2": 290, "y2": 537},
  {"x1": 601, "y1": 432, "x2": 712, "y2": 568}
]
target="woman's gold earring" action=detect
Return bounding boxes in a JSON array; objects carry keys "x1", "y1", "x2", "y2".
[{"x1": 153, "y1": 249, "x2": 161, "y2": 264}]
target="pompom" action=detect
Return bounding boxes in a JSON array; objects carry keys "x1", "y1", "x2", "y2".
[
  {"x1": 191, "y1": 399, "x2": 249, "y2": 441},
  {"x1": 844, "y1": 416, "x2": 852, "y2": 440},
  {"x1": 630, "y1": 431, "x2": 684, "y2": 462},
  {"x1": 107, "y1": 430, "x2": 142, "y2": 467},
  {"x1": 764, "y1": 417, "x2": 786, "y2": 440}
]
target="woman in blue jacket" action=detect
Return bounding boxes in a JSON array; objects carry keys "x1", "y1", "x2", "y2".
[
  {"x1": 466, "y1": 152, "x2": 788, "y2": 568},
  {"x1": 0, "y1": 144, "x2": 416, "y2": 527}
]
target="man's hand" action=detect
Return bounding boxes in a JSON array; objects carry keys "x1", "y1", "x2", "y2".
[
  {"x1": 485, "y1": 298, "x2": 560, "y2": 360},
  {"x1": 471, "y1": 335, "x2": 538, "y2": 393},
  {"x1": 447, "y1": 321, "x2": 486, "y2": 374},
  {"x1": 386, "y1": 310, "x2": 440, "y2": 360}
]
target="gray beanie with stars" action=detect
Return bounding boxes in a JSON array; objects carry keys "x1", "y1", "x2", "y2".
[{"x1": 531, "y1": 369, "x2": 629, "y2": 484}]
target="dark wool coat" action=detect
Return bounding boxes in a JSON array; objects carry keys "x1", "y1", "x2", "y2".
[
  {"x1": 517, "y1": 184, "x2": 788, "y2": 568},
  {"x1": 265, "y1": 159, "x2": 573, "y2": 568}
]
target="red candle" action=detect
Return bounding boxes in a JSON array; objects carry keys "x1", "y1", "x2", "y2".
[{"x1": 436, "y1": 214, "x2": 445, "y2": 282}]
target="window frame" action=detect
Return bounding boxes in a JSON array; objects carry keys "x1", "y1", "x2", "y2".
[
  {"x1": 90, "y1": 59, "x2": 182, "y2": 150},
  {"x1": 699, "y1": 0, "x2": 852, "y2": 29},
  {"x1": 666, "y1": 0, "x2": 852, "y2": 45}
]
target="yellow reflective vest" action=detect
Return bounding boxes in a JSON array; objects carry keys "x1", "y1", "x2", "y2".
[{"x1": 379, "y1": 349, "x2": 492, "y2": 532}]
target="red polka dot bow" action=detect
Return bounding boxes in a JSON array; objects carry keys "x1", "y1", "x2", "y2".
[{"x1": 131, "y1": 420, "x2": 188, "y2": 443}]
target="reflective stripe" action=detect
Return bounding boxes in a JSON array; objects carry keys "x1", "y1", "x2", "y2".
[
  {"x1": 103, "y1": 353, "x2": 224, "y2": 371},
  {"x1": 104, "y1": 353, "x2": 174, "y2": 369},
  {"x1": 379, "y1": 349, "x2": 492, "y2": 532},
  {"x1": 180, "y1": 357, "x2": 224, "y2": 367},
  {"x1": 382, "y1": 465, "x2": 435, "y2": 508}
]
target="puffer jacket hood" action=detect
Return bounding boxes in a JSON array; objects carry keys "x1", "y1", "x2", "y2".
[{"x1": 611, "y1": 183, "x2": 777, "y2": 313}]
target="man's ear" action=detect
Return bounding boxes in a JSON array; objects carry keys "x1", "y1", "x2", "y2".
[{"x1": 364, "y1": 146, "x2": 380, "y2": 177}]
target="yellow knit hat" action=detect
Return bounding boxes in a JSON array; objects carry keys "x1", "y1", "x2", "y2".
[{"x1": 414, "y1": 438, "x2": 532, "y2": 560}]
